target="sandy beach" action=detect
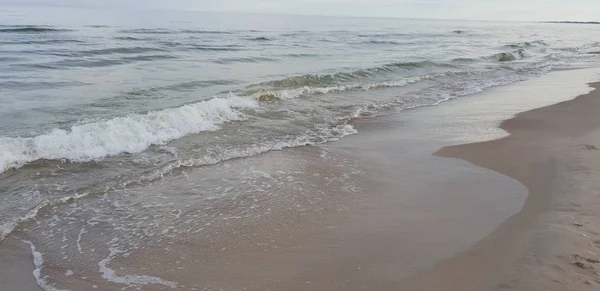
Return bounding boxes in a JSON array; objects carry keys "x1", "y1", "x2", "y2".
[
  {"x1": 402, "y1": 82, "x2": 600, "y2": 291},
  {"x1": 2, "y1": 68, "x2": 600, "y2": 290}
]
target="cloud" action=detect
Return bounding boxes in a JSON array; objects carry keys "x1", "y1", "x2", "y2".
[{"x1": 0, "y1": 0, "x2": 598, "y2": 21}]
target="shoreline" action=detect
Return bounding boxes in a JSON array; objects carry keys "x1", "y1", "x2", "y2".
[
  {"x1": 3, "y1": 72, "x2": 600, "y2": 290},
  {"x1": 399, "y1": 83, "x2": 600, "y2": 290}
]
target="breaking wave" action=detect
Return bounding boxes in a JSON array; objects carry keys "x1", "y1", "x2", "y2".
[
  {"x1": 252, "y1": 61, "x2": 449, "y2": 88},
  {"x1": 135, "y1": 124, "x2": 358, "y2": 183},
  {"x1": 0, "y1": 97, "x2": 258, "y2": 174},
  {"x1": 249, "y1": 74, "x2": 442, "y2": 101}
]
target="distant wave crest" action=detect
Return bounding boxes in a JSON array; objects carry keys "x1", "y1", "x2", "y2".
[{"x1": 0, "y1": 27, "x2": 71, "y2": 33}]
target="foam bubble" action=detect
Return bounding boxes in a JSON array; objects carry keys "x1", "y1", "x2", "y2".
[
  {"x1": 135, "y1": 124, "x2": 357, "y2": 182},
  {"x1": 0, "y1": 193, "x2": 89, "y2": 241},
  {"x1": 23, "y1": 240, "x2": 69, "y2": 291},
  {"x1": 0, "y1": 96, "x2": 258, "y2": 174},
  {"x1": 98, "y1": 247, "x2": 177, "y2": 288}
]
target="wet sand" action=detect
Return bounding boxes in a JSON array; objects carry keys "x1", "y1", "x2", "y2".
[
  {"x1": 402, "y1": 82, "x2": 600, "y2": 291},
  {"x1": 3, "y1": 69, "x2": 600, "y2": 290},
  {"x1": 0, "y1": 238, "x2": 41, "y2": 291}
]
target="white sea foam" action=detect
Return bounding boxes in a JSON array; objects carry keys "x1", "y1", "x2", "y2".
[
  {"x1": 0, "y1": 193, "x2": 89, "y2": 241},
  {"x1": 76, "y1": 227, "x2": 87, "y2": 254},
  {"x1": 1, "y1": 203, "x2": 47, "y2": 241},
  {"x1": 0, "y1": 96, "x2": 258, "y2": 174},
  {"x1": 23, "y1": 240, "x2": 69, "y2": 291},
  {"x1": 98, "y1": 247, "x2": 178, "y2": 288},
  {"x1": 137, "y1": 124, "x2": 357, "y2": 182}
]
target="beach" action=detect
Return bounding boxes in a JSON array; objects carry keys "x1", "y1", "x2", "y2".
[
  {"x1": 3, "y1": 66, "x2": 600, "y2": 290},
  {"x1": 402, "y1": 75, "x2": 600, "y2": 291},
  {"x1": 3, "y1": 8, "x2": 600, "y2": 290}
]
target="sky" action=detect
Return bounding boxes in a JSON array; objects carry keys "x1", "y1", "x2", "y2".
[{"x1": 1, "y1": 0, "x2": 599, "y2": 21}]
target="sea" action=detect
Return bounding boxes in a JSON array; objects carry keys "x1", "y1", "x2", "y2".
[{"x1": 1, "y1": 5, "x2": 600, "y2": 291}]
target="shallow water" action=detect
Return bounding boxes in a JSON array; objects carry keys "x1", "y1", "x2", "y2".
[{"x1": 1, "y1": 5, "x2": 600, "y2": 290}]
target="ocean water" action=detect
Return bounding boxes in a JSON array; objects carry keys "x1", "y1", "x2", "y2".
[{"x1": 1, "y1": 5, "x2": 600, "y2": 290}]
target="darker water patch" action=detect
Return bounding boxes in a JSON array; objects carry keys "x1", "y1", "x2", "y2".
[
  {"x1": 0, "y1": 56, "x2": 27, "y2": 62},
  {"x1": 213, "y1": 56, "x2": 278, "y2": 64},
  {"x1": 251, "y1": 60, "x2": 447, "y2": 89},
  {"x1": 120, "y1": 55, "x2": 177, "y2": 62},
  {"x1": 180, "y1": 29, "x2": 233, "y2": 34},
  {"x1": 187, "y1": 45, "x2": 242, "y2": 52},
  {"x1": 84, "y1": 25, "x2": 112, "y2": 28},
  {"x1": 358, "y1": 33, "x2": 411, "y2": 38},
  {"x1": 119, "y1": 28, "x2": 173, "y2": 34},
  {"x1": 14, "y1": 53, "x2": 176, "y2": 69},
  {"x1": 282, "y1": 53, "x2": 321, "y2": 58},
  {"x1": 80, "y1": 47, "x2": 167, "y2": 56},
  {"x1": 504, "y1": 40, "x2": 547, "y2": 49},
  {"x1": 247, "y1": 36, "x2": 272, "y2": 41},
  {"x1": 119, "y1": 28, "x2": 233, "y2": 35},
  {"x1": 18, "y1": 59, "x2": 126, "y2": 69},
  {"x1": 0, "y1": 80, "x2": 88, "y2": 91},
  {"x1": 0, "y1": 27, "x2": 72, "y2": 33},
  {"x1": 363, "y1": 40, "x2": 402, "y2": 45},
  {"x1": 124, "y1": 79, "x2": 239, "y2": 97},
  {"x1": 115, "y1": 36, "x2": 151, "y2": 41},
  {"x1": 166, "y1": 79, "x2": 239, "y2": 91},
  {"x1": 452, "y1": 57, "x2": 476, "y2": 63},
  {"x1": 0, "y1": 39, "x2": 83, "y2": 45},
  {"x1": 494, "y1": 49, "x2": 526, "y2": 62},
  {"x1": 156, "y1": 41, "x2": 242, "y2": 51}
]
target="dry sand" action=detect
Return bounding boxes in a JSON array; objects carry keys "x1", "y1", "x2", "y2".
[{"x1": 399, "y1": 83, "x2": 600, "y2": 291}]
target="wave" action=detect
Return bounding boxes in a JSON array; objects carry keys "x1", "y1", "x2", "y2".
[
  {"x1": 282, "y1": 53, "x2": 321, "y2": 58},
  {"x1": 114, "y1": 36, "x2": 149, "y2": 41},
  {"x1": 187, "y1": 45, "x2": 242, "y2": 52},
  {"x1": 0, "y1": 193, "x2": 89, "y2": 241},
  {"x1": 80, "y1": 46, "x2": 167, "y2": 56},
  {"x1": 0, "y1": 27, "x2": 71, "y2": 33},
  {"x1": 494, "y1": 49, "x2": 526, "y2": 62},
  {"x1": 364, "y1": 40, "x2": 402, "y2": 45},
  {"x1": 123, "y1": 80, "x2": 238, "y2": 98},
  {"x1": 120, "y1": 28, "x2": 232, "y2": 35},
  {"x1": 0, "y1": 39, "x2": 83, "y2": 45},
  {"x1": 158, "y1": 41, "x2": 243, "y2": 51},
  {"x1": 119, "y1": 28, "x2": 173, "y2": 34},
  {"x1": 135, "y1": 124, "x2": 357, "y2": 183},
  {"x1": 247, "y1": 36, "x2": 272, "y2": 41},
  {"x1": 17, "y1": 53, "x2": 177, "y2": 70},
  {"x1": 0, "y1": 80, "x2": 88, "y2": 91},
  {"x1": 453, "y1": 57, "x2": 477, "y2": 63},
  {"x1": 127, "y1": 64, "x2": 544, "y2": 182},
  {"x1": 252, "y1": 61, "x2": 447, "y2": 88},
  {"x1": 504, "y1": 40, "x2": 547, "y2": 49},
  {"x1": 0, "y1": 97, "x2": 259, "y2": 174},
  {"x1": 249, "y1": 75, "x2": 440, "y2": 101},
  {"x1": 120, "y1": 54, "x2": 177, "y2": 62},
  {"x1": 85, "y1": 25, "x2": 112, "y2": 28},
  {"x1": 0, "y1": 56, "x2": 26, "y2": 62},
  {"x1": 214, "y1": 56, "x2": 278, "y2": 64},
  {"x1": 358, "y1": 33, "x2": 410, "y2": 38},
  {"x1": 181, "y1": 29, "x2": 233, "y2": 34}
]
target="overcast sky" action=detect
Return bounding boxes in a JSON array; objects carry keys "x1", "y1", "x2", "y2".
[{"x1": 1, "y1": 0, "x2": 599, "y2": 21}]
